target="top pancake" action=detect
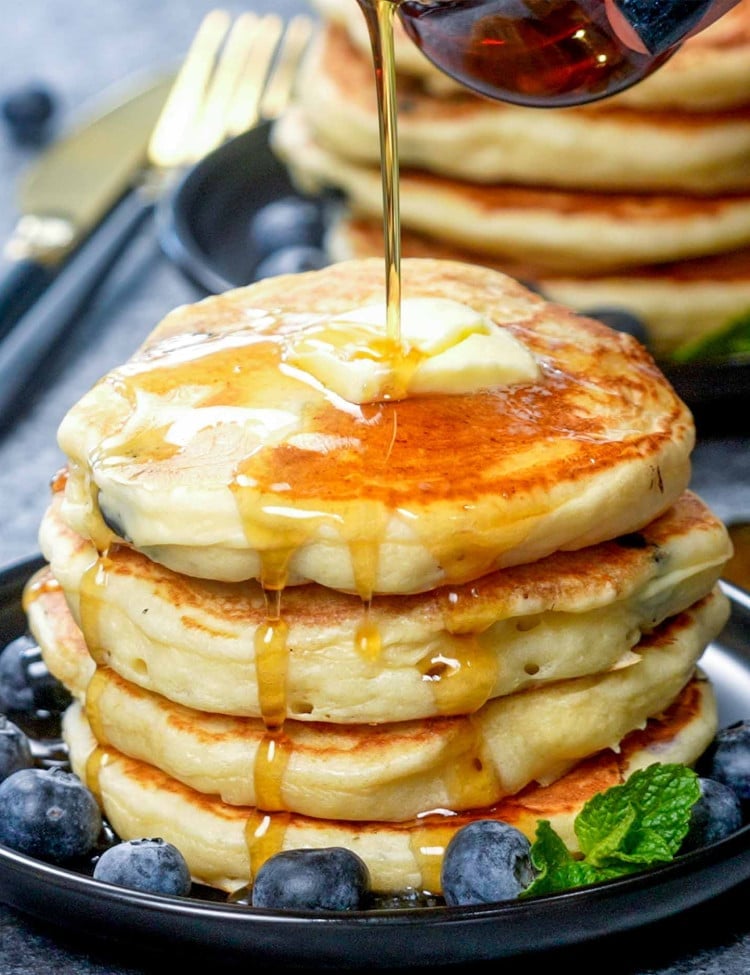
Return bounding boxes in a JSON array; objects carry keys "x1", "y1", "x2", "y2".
[
  {"x1": 311, "y1": 0, "x2": 750, "y2": 111},
  {"x1": 57, "y1": 258, "x2": 693, "y2": 595}
]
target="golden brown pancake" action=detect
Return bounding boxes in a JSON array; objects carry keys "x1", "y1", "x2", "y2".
[
  {"x1": 63, "y1": 672, "x2": 718, "y2": 894},
  {"x1": 310, "y1": 0, "x2": 750, "y2": 111},
  {"x1": 329, "y1": 217, "x2": 750, "y2": 356},
  {"x1": 30, "y1": 571, "x2": 729, "y2": 822},
  {"x1": 56, "y1": 258, "x2": 694, "y2": 596},
  {"x1": 274, "y1": 104, "x2": 750, "y2": 274},
  {"x1": 295, "y1": 23, "x2": 750, "y2": 193},
  {"x1": 34, "y1": 490, "x2": 731, "y2": 722}
]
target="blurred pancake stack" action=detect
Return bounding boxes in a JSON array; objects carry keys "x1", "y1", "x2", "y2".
[
  {"x1": 20, "y1": 256, "x2": 733, "y2": 897},
  {"x1": 271, "y1": 0, "x2": 750, "y2": 359}
]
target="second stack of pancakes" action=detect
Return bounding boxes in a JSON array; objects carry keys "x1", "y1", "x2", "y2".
[
  {"x1": 272, "y1": 0, "x2": 750, "y2": 359},
  {"x1": 25, "y1": 259, "x2": 732, "y2": 897}
]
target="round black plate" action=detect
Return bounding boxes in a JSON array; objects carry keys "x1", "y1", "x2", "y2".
[
  {"x1": 2, "y1": 555, "x2": 750, "y2": 967},
  {"x1": 156, "y1": 123, "x2": 750, "y2": 424}
]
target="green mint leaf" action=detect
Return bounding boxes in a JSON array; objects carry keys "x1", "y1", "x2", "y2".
[
  {"x1": 520, "y1": 764, "x2": 701, "y2": 897},
  {"x1": 575, "y1": 763, "x2": 700, "y2": 869},
  {"x1": 524, "y1": 820, "x2": 619, "y2": 897},
  {"x1": 670, "y1": 310, "x2": 750, "y2": 362},
  {"x1": 577, "y1": 801, "x2": 637, "y2": 868}
]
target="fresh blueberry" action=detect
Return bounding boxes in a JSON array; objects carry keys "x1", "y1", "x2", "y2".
[
  {"x1": 681, "y1": 777, "x2": 743, "y2": 853},
  {"x1": 249, "y1": 196, "x2": 325, "y2": 259},
  {"x1": 93, "y1": 838, "x2": 192, "y2": 896},
  {"x1": 440, "y1": 820, "x2": 536, "y2": 906},
  {"x1": 0, "y1": 767, "x2": 102, "y2": 862},
  {"x1": 251, "y1": 847, "x2": 370, "y2": 911},
  {"x1": 253, "y1": 245, "x2": 329, "y2": 281},
  {"x1": 704, "y1": 720, "x2": 750, "y2": 800},
  {"x1": 584, "y1": 307, "x2": 649, "y2": 347},
  {"x1": 1, "y1": 83, "x2": 57, "y2": 145},
  {"x1": 0, "y1": 635, "x2": 72, "y2": 714},
  {"x1": 0, "y1": 715, "x2": 33, "y2": 783}
]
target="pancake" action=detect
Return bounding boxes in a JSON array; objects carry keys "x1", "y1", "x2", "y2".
[
  {"x1": 273, "y1": 105, "x2": 750, "y2": 274},
  {"x1": 63, "y1": 672, "x2": 718, "y2": 894},
  {"x1": 309, "y1": 0, "x2": 750, "y2": 111},
  {"x1": 295, "y1": 23, "x2": 750, "y2": 193},
  {"x1": 31, "y1": 583, "x2": 728, "y2": 822},
  {"x1": 329, "y1": 217, "x2": 750, "y2": 356},
  {"x1": 56, "y1": 258, "x2": 694, "y2": 596},
  {"x1": 34, "y1": 490, "x2": 731, "y2": 722}
]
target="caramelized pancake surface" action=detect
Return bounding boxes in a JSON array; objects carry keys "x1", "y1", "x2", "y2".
[
  {"x1": 34, "y1": 585, "x2": 727, "y2": 821},
  {"x1": 296, "y1": 24, "x2": 750, "y2": 193},
  {"x1": 35, "y1": 491, "x2": 730, "y2": 722},
  {"x1": 63, "y1": 674, "x2": 718, "y2": 893},
  {"x1": 57, "y1": 259, "x2": 693, "y2": 595}
]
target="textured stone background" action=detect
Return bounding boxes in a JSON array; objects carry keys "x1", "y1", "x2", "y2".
[{"x1": 0, "y1": 2, "x2": 749, "y2": 973}]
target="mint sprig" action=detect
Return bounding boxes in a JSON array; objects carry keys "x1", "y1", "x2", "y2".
[
  {"x1": 670, "y1": 311, "x2": 750, "y2": 363},
  {"x1": 522, "y1": 763, "x2": 701, "y2": 898}
]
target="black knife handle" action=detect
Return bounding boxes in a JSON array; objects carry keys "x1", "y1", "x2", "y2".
[
  {"x1": 0, "y1": 258, "x2": 55, "y2": 341},
  {"x1": 0, "y1": 188, "x2": 154, "y2": 435}
]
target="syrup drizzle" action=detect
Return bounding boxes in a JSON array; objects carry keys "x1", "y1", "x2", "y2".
[{"x1": 356, "y1": 0, "x2": 403, "y2": 345}]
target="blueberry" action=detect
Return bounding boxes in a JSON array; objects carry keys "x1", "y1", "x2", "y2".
[
  {"x1": 0, "y1": 635, "x2": 72, "y2": 714},
  {"x1": 251, "y1": 847, "x2": 370, "y2": 911},
  {"x1": 0, "y1": 715, "x2": 33, "y2": 783},
  {"x1": 704, "y1": 720, "x2": 750, "y2": 800},
  {"x1": 440, "y1": 820, "x2": 536, "y2": 906},
  {"x1": 584, "y1": 307, "x2": 649, "y2": 346},
  {"x1": 93, "y1": 838, "x2": 192, "y2": 896},
  {"x1": 253, "y1": 245, "x2": 329, "y2": 281},
  {"x1": 681, "y1": 777, "x2": 743, "y2": 853},
  {"x1": 249, "y1": 196, "x2": 325, "y2": 259},
  {"x1": 1, "y1": 83, "x2": 57, "y2": 145},
  {"x1": 0, "y1": 767, "x2": 102, "y2": 861}
]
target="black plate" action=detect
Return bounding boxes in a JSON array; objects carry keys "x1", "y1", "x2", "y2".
[
  {"x1": 156, "y1": 123, "x2": 750, "y2": 423},
  {"x1": 2, "y1": 555, "x2": 750, "y2": 967}
]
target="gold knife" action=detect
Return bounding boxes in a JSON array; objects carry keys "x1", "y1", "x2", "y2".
[{"x1": 0, "y1": 74, "x2": 173, "y2": 336}]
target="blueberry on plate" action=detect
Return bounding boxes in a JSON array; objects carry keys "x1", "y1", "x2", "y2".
[
  {"x1": 704, "y1": 720, "x2": 750, "y2": 800},
  {"x1": 1, "y1": 83, "x2": 57, "y2": 145},
  {"x1": 249, "y1": 196, "x2": 325, "y2": 259},
  {"x1": 0, "y1": 715, "x2": 33, "y2": 783},
  {"x1": 251, "y1": 847, "x2": 370, "y2": 911},
  {"x1": 440, "y1": 820, "x2": 536, "y2": 906},
  {"x1": 253, "y1": 245, "x2": 329, "y2": 281},
  {"x1": 0, "y1": 767, "x2": 102, "y2": 862},
  {"x1": 93, "y1": 838, "x2": 192, "y2": 896},
  {"x1": 681, "y1": 777, "x2": 743, "y2": 853},
  {"x1": 0, "y1": 634, "x2": 72, "y2": 714},
  {"x1": 583, "y1": 307, "x2": 649, "y2": 347}
]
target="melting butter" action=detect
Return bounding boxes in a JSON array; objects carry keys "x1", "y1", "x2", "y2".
[{"x1": 285, "y1": 297, "x2": 540, "y2": 404}]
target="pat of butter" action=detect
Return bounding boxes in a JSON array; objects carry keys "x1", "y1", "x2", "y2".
[{"x1": 285, "y1": 297, "x2": 540, "y2": 403}]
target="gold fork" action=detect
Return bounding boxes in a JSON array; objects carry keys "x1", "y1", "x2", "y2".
[
  {"x1": 0, "y1": 10, "x2": 314, "y2": 422},
  {"x1": 150, "y1": 8, "x2": 314, "y2": 173}
]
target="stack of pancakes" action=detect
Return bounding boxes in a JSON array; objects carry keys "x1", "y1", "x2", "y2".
[
  {"x1": 24, "y1": 258, "x2": 732, "y2": 896},
  {"x1": 271, "y1": 0, "x2": 750, "y2": 357}
]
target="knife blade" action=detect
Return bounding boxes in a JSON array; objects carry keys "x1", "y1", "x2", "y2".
[{"x1": 0, "y1": 73, "x2": 173, "y2": 337}]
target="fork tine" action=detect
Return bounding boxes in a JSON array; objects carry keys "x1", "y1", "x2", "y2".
[
  {"x1": 256, "y1": 14, "x2": 314, "y2": 122},
  {"x1": 224, "y1": 13, "x2": 285, "y2": 137},
  {"x1": 187, "y1": 10, "x2": 263, "y2": 160},
  {"x1": 148, "y1": 9, "x2": 232, "y2": 168}
]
